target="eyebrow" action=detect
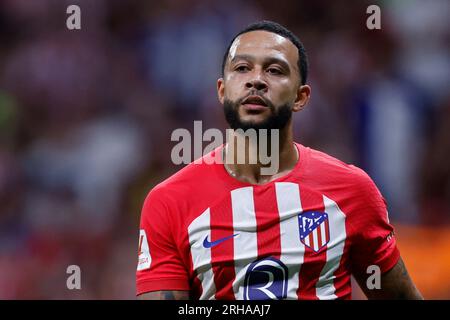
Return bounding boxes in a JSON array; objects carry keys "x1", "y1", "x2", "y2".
[{"x1": 230, "y1": 54, "x2": 291, "y2": 73}]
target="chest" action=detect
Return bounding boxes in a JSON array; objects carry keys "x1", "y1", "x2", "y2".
[{"x1": 186, "y1": 183, "x2": 348, "y2": 278}]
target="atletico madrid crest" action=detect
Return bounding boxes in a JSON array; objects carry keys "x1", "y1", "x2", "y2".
[{"x1": 298, "y1": 211, "x2": 330, "y2": 252}]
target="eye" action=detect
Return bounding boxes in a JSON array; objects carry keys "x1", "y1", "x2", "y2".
[
  {"x1": 235, "y1": 65, "x2": 249, "y2": 72},
  {"x1": 267, "y1": 67, "x2": 282, "y2": 75}
]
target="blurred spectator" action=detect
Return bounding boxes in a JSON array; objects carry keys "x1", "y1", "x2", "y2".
[{"x1": 420, "y1": 96, "x2": 450, "y2": 225}]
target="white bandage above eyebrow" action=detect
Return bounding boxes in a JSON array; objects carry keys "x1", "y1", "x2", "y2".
[{"x1": 229, "y1": 38, "x2": 240, "y2": 61}]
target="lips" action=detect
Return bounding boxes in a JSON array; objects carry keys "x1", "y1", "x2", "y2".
[
  {"x1": 242, "y1": 95, "x2": 268, "y2": 107},
  {"x1": 241, "y1": 95, "x2": 269, "y2": 112}
]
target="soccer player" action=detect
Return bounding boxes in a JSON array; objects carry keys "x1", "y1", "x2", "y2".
[{"x1": 136, "y1": 21, "x2": 423, "y2": 300}]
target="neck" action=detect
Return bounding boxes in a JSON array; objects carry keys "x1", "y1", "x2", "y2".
[{"x1": 223, "y1": 120, "x2": 298, "y2": 184}]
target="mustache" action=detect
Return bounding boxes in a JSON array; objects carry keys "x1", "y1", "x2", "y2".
[{"x1": 238, "y1": 92, "x2": 273, "y2": 109}]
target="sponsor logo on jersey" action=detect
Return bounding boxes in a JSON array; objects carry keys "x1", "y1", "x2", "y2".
[
  {"x1": 244, "y1": 257, "x2": 288, "y2": 300},
  {"x1": 203, "y1": 233, "x2": 239, "y2": 248}
]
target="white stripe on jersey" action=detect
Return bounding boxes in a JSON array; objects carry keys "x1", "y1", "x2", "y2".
[
  {"x1": 275, "y1": 182, "x2": 305, "y2": 300},
  {"x1": 230, "y1": 187, "x2": 258, "y2": 300},
  {"x1": 304, "y1": 233, "x2": 310, "y2": 247},
  {"x1": 312, "y1": 226, "x2": 319, "y2": 251},
  {"x1": 315, "y1": 195, "x2": 347, "y2": 299},
  {"x1": 188, "y1": 207, "x2": 216, "y2": 299}
]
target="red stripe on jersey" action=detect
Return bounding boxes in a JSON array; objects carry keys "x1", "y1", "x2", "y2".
[
  {"x1": 297, "y1": 189, "x2": 328, "y2": 300},
  {"x1": 254, "y1": 187, "x2": 282, "y2": 260},
  {"x1": 210, "y1": 197, "x2": 236, "y2": 299},
  {"x1": 191, "y1": 265, "x2": 203, "y2": 299},
  {"x1": 317, "y1": 224, "x2": 323, "y2": 248},
  {"x1": 309, "y1": 232, "x2": 314, "y2": 249}
]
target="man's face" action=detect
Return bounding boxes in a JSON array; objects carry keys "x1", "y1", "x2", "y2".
[{"x1": 218, "y1": 30, "x2": 303, "y2": 131}]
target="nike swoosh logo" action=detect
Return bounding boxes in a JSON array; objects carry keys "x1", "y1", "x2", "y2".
[{"x1": 203, "y1": 233, "x2": 239, "y2": 248}]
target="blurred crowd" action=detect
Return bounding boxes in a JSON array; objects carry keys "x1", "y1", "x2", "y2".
[{"x1": 0, "y1": 0, "x2": 449, "y2": 299}]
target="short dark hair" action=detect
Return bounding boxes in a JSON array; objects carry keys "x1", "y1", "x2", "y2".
[{"x1": 222, "y1": 20, "x2": 308, "y2": 85}]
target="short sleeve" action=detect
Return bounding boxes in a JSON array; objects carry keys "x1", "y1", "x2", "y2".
[
  {"x1": 349, "y1": 169, "x2": 400, "y2": 276},
  {"x1": 136, "y1": 187, "x2": 190, "y2": 296}
]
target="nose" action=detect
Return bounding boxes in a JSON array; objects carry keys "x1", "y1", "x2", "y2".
[{"x1": 245, "y1": 71, "x2": 268, "y2": 92}]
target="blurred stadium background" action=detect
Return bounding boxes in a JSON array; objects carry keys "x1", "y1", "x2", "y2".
[{"x1": 0, "y1": 0, "x2": 449, "y2": 299}]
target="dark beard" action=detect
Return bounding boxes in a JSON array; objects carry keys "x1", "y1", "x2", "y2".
[{"x1": 223, "y1": 98, "x2": 292, "y2": 131}]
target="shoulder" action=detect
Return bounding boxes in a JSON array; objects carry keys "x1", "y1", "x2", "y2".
[
  {"x1": 143, "y1": 146, "x2": 221, "y2": 208},
  {"x1": 301, "y1": 144, "x2": 370, "y2": 181},
  {"x1": 299, "y1": 143, "x2": 383, "y2": 201}
]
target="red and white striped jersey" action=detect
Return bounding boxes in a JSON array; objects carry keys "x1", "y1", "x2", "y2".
[{"x1": 136, "y1": 143, "x2": 400, "y2": 300}]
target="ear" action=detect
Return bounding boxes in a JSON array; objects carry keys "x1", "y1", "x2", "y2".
[
  {"x1": 292, "y1": 84, "x2": 311, "y2": 112},
  {"x1": 217, "y1": 78, "x2": 225, "y2": 105}
]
